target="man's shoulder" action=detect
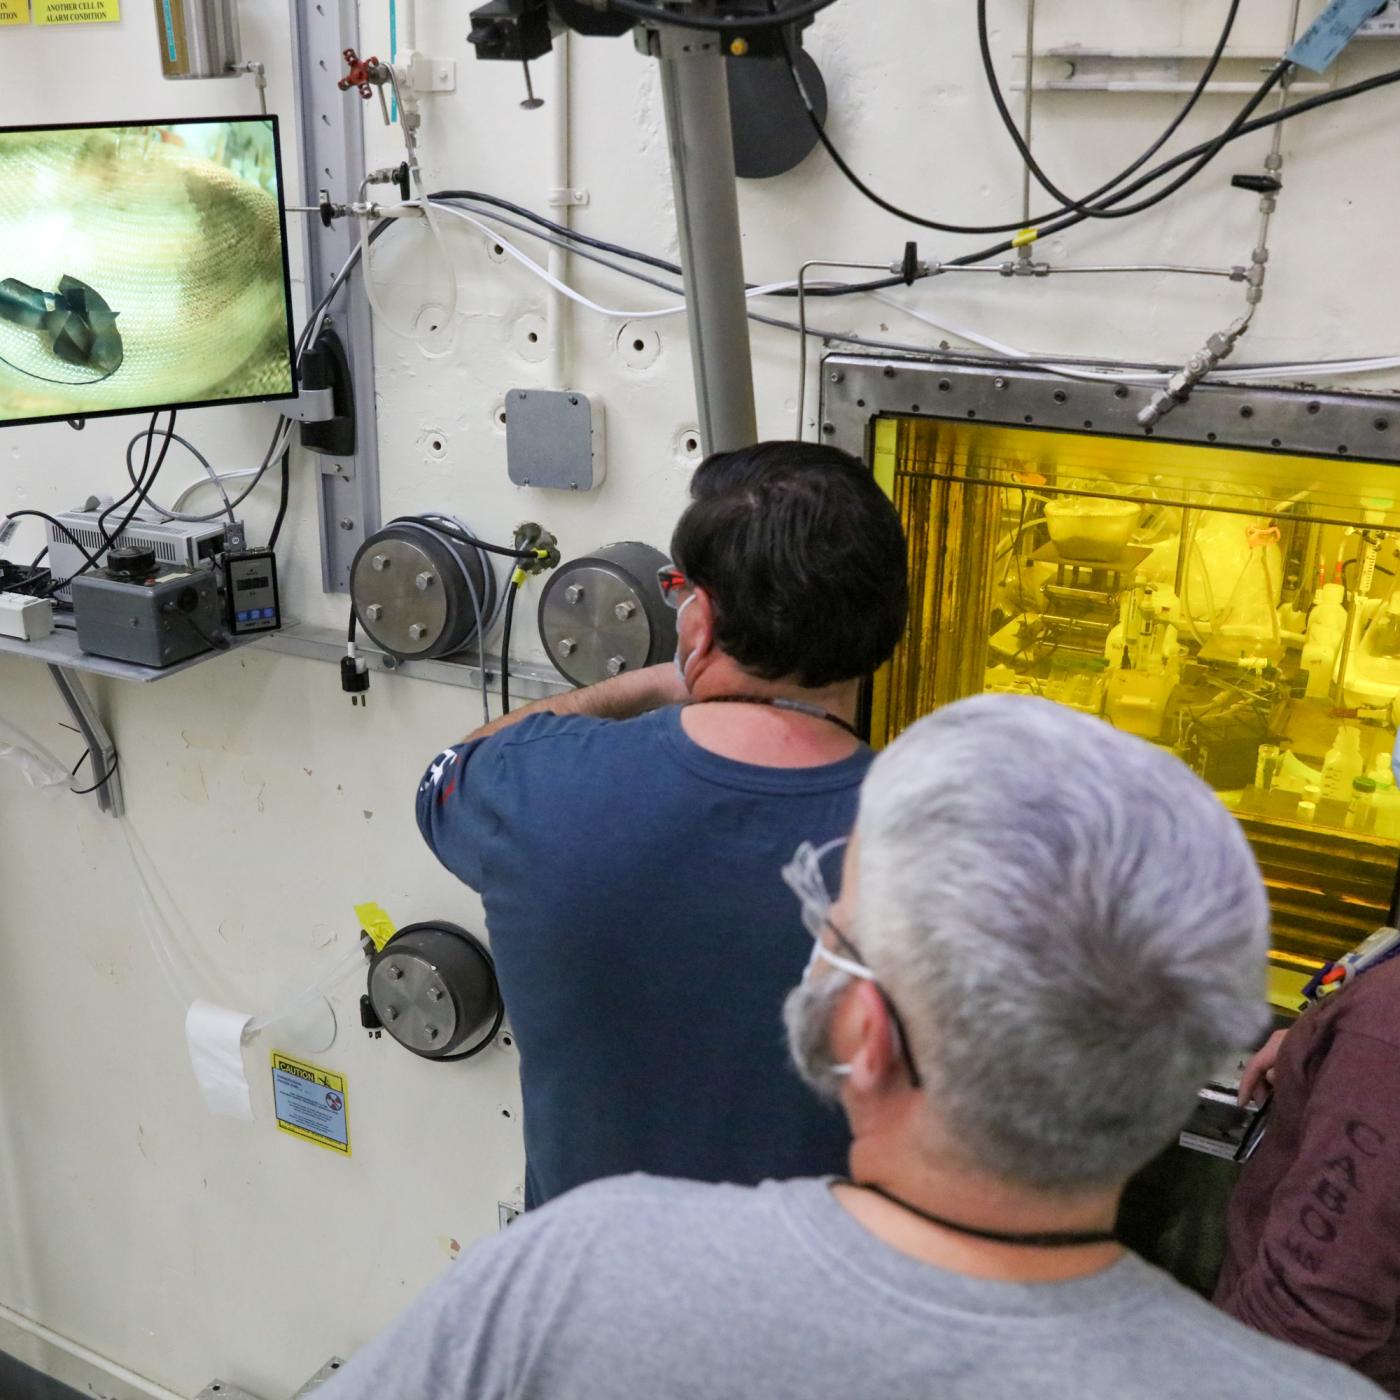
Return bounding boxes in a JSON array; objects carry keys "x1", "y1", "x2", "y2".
[
  {"x1": 1132, "y1": 1258, "x2": 1385, "y2": 1397},
  {"x1": 535, "y1": 1173, "x2": 773, "y2": 1231},
  {"x1": 483, "y1": 708, "x2": 672, "y2": 759},
  {"x1": 507, "y1": 1175, "x2": 797, "y2": 1266}
]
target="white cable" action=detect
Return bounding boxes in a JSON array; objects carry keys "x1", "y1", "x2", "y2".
[
  {"x1": 432, "y1": 202, "x2": 818, "y2": 321},
  {"x1": 871, "y1": 291, "x2": 1163, "y2": 385},
  {"x1": 352, "y1": 68, "x2": 459, "y2": 345},
  {"x1": 431, "y1": 199, "x2": 1400, "y2": 385},
  {"x1": 359, "y1": 197, "x2": 422, "y2": 342}
]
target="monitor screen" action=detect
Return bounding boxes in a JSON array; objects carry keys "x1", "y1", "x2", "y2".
[{"x1": 0, "y1": 116, "x2": 296, "y2": 428}]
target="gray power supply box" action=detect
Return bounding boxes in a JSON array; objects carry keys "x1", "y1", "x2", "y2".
[{"x1": 71, "y1": 567, "x2": 223, "y2": 668}]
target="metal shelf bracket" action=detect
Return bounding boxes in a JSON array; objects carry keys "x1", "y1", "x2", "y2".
[{"x1": 49, "y1": 665, "x2": 123, "y2": 819}]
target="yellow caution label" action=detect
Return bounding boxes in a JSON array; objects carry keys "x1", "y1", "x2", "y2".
[
  {"x1": 271, "y1": 1051, "x2": 350, "y2": 1156},
  {"x1": 34, "y1": 0, "x2": 119, "y2": 20},
  {"x1": 355, "y1": 901, "x2": 398, "y2": 953},
  {"x1": 0, "y1": 2, "x2": 30, "y2": 24}
]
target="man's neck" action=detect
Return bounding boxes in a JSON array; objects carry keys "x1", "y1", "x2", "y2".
[
  {"x1": 838, "y1": 1140, "x2": 1125, "y2": 1284},
  {"x1": 679, "y1": 663, "x2": 863, "y2": 769}
]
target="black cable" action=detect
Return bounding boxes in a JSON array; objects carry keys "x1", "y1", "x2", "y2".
[
  {"x1": 976, "y1": 0, "x2": 1242, "y2": 219},
  {"x1": 266, "y1": 443, "x2": 292, "y2": 550},
  {"x1": 782, "y1": 22, "x2": 1287, "y2": 238},
  {"x1": 70, "y1": 750, "x2": 119, "y2": 797},
  {"x1": 98, "y1": 410, "x2": 161, "y2": 544},
  {"x1": 606, "y1": 0, "x2": 836, "y2": 32},
  {"x1": 428, "y1": 190, "x2": 904, "y2": 298},
  {"x1": 179, "y1": 611, "x2": 231, "y2": 652},
  {"x1": 47, "y1": 410, "x2": 178, "y2": 597},
  {"x1": 71, "y1": 748, "x2": 90, "y2": 776},
  {"x1": 389, "y1": 515, "x2": 540, "y2": 562},
  {"x1": 947, "y1": 61, "x2": 1393, "y2": 266},
  {"x1": 4, "y1": 512, "x2": 104, "y2": 571},
  {"x1": 500, "y1": 579, "x2": 519, "y2": 716},
  {"x1": 31, "y1": 545, "x2": 47, "y2": 567},
  {"x1": 1055, "y1": 64, "x2": 1289, "y2": 222}
]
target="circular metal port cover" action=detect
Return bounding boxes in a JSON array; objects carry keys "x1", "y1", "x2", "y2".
[
  {"x1": 367, "y1": 948, "x2": 460, "y2": 1056},
  {"x1": 539, "y1": 562, "x2": 655, "y2": 686},
  {"x1": 352, "y1": 535, "x2": 448, "y2": 658}
]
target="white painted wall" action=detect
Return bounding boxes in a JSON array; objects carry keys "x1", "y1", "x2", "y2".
[{"x1": 0, "y1": 1, "x2": 1396, "y2": 1395}]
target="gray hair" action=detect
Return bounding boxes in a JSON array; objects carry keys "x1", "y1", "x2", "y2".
[{"x1": 856, "y1": 693, "x2": 1270, "y2": 1191}]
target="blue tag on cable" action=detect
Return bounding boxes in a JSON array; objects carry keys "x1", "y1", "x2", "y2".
[{"x1": 1289, "y1": 0, "x2": 1388, "y2": 72}]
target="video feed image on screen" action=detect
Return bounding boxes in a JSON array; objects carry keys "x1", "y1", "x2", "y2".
[{"x1": 0, "y1": 118, "x2": 293, "y2": 426}]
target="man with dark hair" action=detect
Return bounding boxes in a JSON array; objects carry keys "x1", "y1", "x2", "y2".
[
  {"x1": 330, "y1": 697, "x2": 1377, "y2": 1400},
  {"x1": 416, "y1": 441, "x2": 908, "y2": 1207}
]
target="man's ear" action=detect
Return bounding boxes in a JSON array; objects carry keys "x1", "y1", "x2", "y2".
[
  {"x1": 840, "y1": 980, "x2": 902, "y2": 1096},
  {"x1": 688, "y1": 585, "x2": 716, "y2": 663}
]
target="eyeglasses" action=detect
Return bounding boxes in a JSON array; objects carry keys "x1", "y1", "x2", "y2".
[
  {"x1": 657, "y1": 564, "x2": 690, "y2": 611},
  {"x1": 781, "y1": 839, "x2": 923, "y2": 1088}
]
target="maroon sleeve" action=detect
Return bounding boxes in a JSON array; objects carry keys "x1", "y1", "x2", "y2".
[{"x1": 1217, "y1": 1028, "x2": 1400, "y2": 1364}]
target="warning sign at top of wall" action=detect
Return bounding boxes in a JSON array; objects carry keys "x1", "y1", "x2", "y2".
[
  {"x1": 0, "y1": 1, "x2": 30, "y2": 24},
  {"x1": 34, "y1": 0, "x2": 121, "y2": 23}
]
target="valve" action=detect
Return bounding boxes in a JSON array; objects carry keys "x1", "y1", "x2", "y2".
[{"x1": 337, "y1": 47, "x2": 381, "y2": 98}]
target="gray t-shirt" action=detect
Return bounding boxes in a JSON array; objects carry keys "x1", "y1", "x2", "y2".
[{"x1": 319, "y1": 1175, "x2": 1384, "y2": 1399}]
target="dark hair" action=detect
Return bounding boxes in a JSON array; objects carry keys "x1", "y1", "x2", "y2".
[{"x1": 670, "y1": 441, "x2": 908, "y2": 689}]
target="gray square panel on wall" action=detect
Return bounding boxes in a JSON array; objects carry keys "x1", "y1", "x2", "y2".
[{"x1": 506, "y1": 389, "x2": 607, "y2": 491}]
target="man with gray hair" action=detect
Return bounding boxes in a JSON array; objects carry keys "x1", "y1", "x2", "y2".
[{"x1": 321, "y1": 695, "x2": 1381, "y2": 1399}]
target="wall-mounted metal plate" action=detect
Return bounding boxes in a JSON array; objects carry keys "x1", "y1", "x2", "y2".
[
  {"x1": 506, "y1": 389, "x2": 606, "y2": 491},
  {"x1": 196, "y1": 1384, "x2": 264, "y2": 1400},
  {"x1": 820, "y1": 354, "x2": 1400, "y2": 467}
]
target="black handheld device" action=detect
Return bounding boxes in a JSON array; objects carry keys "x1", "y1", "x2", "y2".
[{"x1": 223, "y1": 549, "x2": 281, "y2": 635}]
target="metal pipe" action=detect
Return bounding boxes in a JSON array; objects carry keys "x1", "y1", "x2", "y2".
[
  {"x1": 796, "y1": 258, "x2": 892, "y2": 440},
  {"x1": 653, "y1": 23, "x2": 757, "y2": 455},
  {"x1": 546, "y1": 32, "x2": 572, "y2": 389},
  {"x1": 1020, "y1": 0, "x2": 1037, "y2": 228},
  {"x1": 152, "y1": 0, "x2": 243, "y2": 79}
]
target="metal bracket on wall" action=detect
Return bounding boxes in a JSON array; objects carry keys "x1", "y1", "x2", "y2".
[
  {"x1": 820, "y1": 354, "x2": 1400, "y2": 468},
  {"x1": 194, "y1": 1357, "x2": 346, "y2": 1400},
  {"x1": 288, "y1": 0, "x2": 381, "y2": 594},
  {"x1": 48, "y1": 665, "x2": 122, "y2": 819}
]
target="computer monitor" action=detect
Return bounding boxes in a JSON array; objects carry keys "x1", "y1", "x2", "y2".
[{"x1": 0, "y1": 116, "x2": 296, "y2": 428}]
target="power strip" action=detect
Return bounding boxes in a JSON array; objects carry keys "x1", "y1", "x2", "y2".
[{"x1": 0, "y1": 592, "x2": 54, "y2": 642}]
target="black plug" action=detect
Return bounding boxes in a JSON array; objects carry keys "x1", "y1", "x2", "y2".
[{"x1": 341, "y1": 653, "x2": 370, "y2": 705}]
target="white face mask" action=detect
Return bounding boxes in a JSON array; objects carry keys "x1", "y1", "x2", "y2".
[
  {"x1": 673, "y1": 592, "x2": 697, "y2": 685},
  {"x1": 783, "y1": 964, "x2": 856, "y2": 1098}
]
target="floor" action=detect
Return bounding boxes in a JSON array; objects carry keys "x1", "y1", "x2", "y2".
[{"x1": 0, "y1": 1350, "x2": 89, "y2": 1400}]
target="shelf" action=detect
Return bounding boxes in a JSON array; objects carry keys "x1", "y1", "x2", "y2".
[{"x1": 0, "y1": 619, "x2": 270, "y2": 683}]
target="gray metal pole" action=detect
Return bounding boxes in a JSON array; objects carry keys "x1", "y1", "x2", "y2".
[{"x1": 652, "y1": 25, "x2": 758, "y2": 455}]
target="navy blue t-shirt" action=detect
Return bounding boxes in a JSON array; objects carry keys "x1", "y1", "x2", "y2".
[{"x1": 416, "y1": 706, "x2": 868, "y2": 1207}]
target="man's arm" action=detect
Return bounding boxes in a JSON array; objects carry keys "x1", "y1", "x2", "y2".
[
  {"x1": 1216, "y1": 1028, "x2": 1400, "y2": 1365},
  {"x1": 461, "y1": 662, "x2": 688, "y2": 745}
]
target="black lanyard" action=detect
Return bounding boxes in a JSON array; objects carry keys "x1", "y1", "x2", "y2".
[
  {"x1": 842, "y1": 1180, "x2": 1118, "y2": 1249},
  {"x1": 687, "y1": 695, "x2": 862, "y2": 740}
]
